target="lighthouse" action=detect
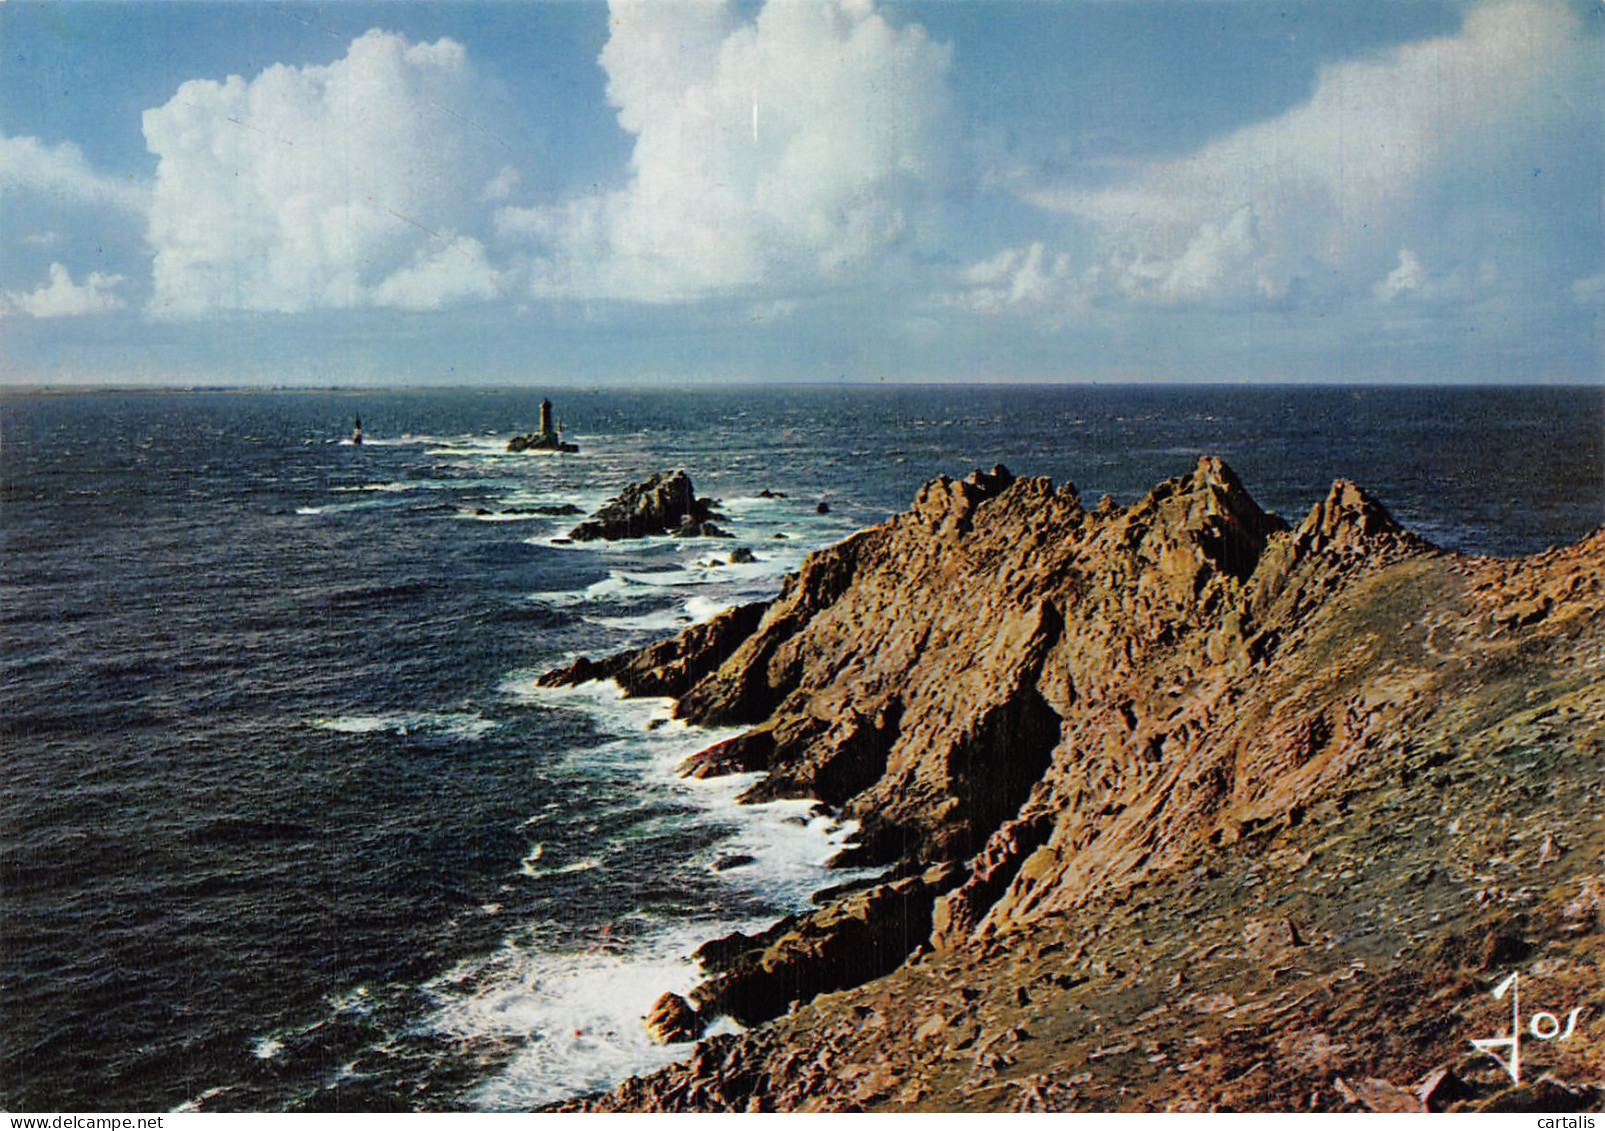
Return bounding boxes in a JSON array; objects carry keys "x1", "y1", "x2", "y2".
[{"x1": 506, "y1": 397, "x2": 579, "y2": 453}]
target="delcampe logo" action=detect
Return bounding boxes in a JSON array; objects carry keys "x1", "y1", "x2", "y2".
[{"x1": 1468, "y1": 971, "x2": 1585, "y2": 1085}]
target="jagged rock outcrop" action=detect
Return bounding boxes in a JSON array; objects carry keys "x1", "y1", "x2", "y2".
[
  {"x1": 542, "y1": 456, "x2": 1605, "y2": 1112},
  {"x1": 538, "y1": 600, "x2": 768, "y2": 698},
  {"x1": 644, "y1": 993, "x2": 704, "y2": 1044},
  {"x1": 689, "y1": 862, "x2": 964, "y2": 1026},
  {"x1": 568, "y1": 470, "x2": 730, "y2": 541}
]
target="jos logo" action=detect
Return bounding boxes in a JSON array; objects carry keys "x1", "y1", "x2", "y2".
[{"x1": 1469, "y1": 971, "x2": 1584, "y2": 1085}]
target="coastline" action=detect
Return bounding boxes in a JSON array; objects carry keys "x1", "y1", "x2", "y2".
[
  {"x1": 4, "y1": 390, "x2": 1601, "y2": 1112},
  {"x1": 540, "y1": 458, "x2": 1605, "y2": 1112}
]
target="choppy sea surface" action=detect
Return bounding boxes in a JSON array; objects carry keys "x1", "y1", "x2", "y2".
[{"x1": 2, "y1": 385, "x2": 1601, "y2": 1111}]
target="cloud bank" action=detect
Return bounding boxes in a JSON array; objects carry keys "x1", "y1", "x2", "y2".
[
  {"x1": 969, "y1": 0, "x2": 1597, "y2": 321},
  {"x1": 142, "y1": 29, "x2": 509, "y2": 316},
  {"x1": 3, "y1": 0, "x2": 1595, "y2": 382}
]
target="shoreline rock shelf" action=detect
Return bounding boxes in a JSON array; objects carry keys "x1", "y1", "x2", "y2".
[{"x1": 542, "y1": 457, "x2": 1605, "y2": 1112}]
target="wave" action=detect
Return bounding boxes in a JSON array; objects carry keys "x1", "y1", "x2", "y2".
[
  {"x1": 518, "y1": 854, "x2": 603, "y2": 881},
  {"x1": 332, "y1": 481, "x2": 428, "y2": 494},
  {"x1": 462, "y1": 510, "x2": 553, "y2": 523},
  {"x1": 293, "y1": 496, "x2": 417, "y2": 517},
  {"x1": 306, "y1": 712, "x2": 498, "y2": 741},
  {"x1": 418, "y1": 677, "x2": 879, "y2": 1108},
  {"x1": 421, "y1": 924, "x2": 721, "y2": 1110},
  {"x1": 580, "y1": 609, "x2": 694, "y2": 634},
  {"x1": 320, "y1": 675, "x2": 877, "y2": 1108}
]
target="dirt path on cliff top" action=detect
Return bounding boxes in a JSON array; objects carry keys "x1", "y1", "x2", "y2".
[{"x1": 547, "y1": 462, "x2": 1604, "y2": 1113}]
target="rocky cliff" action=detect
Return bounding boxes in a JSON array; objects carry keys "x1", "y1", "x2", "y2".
[{"x1": 542, "y1": 458, "x2": 1605, "y2": 1112}]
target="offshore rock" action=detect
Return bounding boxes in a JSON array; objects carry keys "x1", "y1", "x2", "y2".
[
  {"x1": 540, "y1": 456, "x2": 1605, "y2": 1112},
  {"x1": 507, "y1": 397, "x2": 579, "y2": 452},
  {"x1": 569, "y1": 470, "x2": 730, "y2": 541},
  {"x1": 507, "y1": 432, "x2": 579, "y2": 453}
]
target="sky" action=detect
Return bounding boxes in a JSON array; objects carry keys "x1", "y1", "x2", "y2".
[{"x1": 0, "y1": 0, "x2": 1601, "y2": 386}]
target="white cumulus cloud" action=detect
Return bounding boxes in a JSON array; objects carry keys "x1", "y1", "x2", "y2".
[
  {"x1": 142, "y1": 29, "x2": 512, "y2": 316},
  {"x1": 1372, "y1": 247, "x2": 1500, "y2": 306},
  {"x1": 499, "y1": 0, "x2": 954, "y2": 303},
  {"x1": 2, "y1": 262, "x2": 126, "y2": 318},
  {"x1": 1019, "y1": 0, "x2": 1588, "y2": 311},
  {"x1": 369, "y1": 236, "x2": 502, "y2": 310},
  {"x1": 0, "y1": 133, "x2": 148, "y2": 213},
  {"x1": 957, "y1": 242, "x2": 1080, "y2": 320}
]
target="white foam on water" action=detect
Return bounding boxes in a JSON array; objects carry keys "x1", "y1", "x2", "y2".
[
  {"x1": 425, "y1": 676, "x2": 880, "y2": 1109},
  {"x1": 515, "y1": 841, "x2": 610, "y2": 882},
  {"x1": 294, "y1": 496, "x2": 416, "y2": 517},
  {"x1": 393, "y1": 509, "x2": 883, "y2": 1107},
  {"x1": 681, "y1": 595, "x2": 738, "y2": 623},
  {"x1": 613, "y1": 567, "x2": 713, "y2": 590},
  {"x1": 422, "y1": 924, "x2": 718, "y2": 1110},
  {"x1": 532, "y1": 541, "x2": 805, "y2": 631},
  {"x1": 579, "y1": 592, "x2": 744, "y2": 634},
  {"x1": 332, "y1": 481, "x2": 427, "y2": 494},
  {"x1": 533, "y1": 531, "x2": 704, "y2": 556},
  {"x1": 230, "y1": 984, "x2": 377, "y2": 1102},
  {"x1": 327, "y1": 984, "x2": 376, "y2": 1013},
  {"x1": 172, "y1": 1086, "x2": 231, "y2": 1112},
  {"x1": 462, "y1": 510, "x2": 550, "y2": 523},
  {"x1": 580, "y1": 608, "x2": 694, "y2": 634},
  {"x1": 306, "y1": 712, "x2": 499, "y2": 741},
  {"x1": 350, "y1": 434, "x2": 446, "y2": 448},
  {"x1": 526, "y1": 571, "x2": 645, "y2": 608},
  {"x1": 517, "y1": 855, "x2": 604, "y2": 881},
  {"x1": 714, "y1": 494, "x2": 787, "y2": 514},
  {"x1": 422, "y1": 437, "x2": 510, "y2": 457},
  {"x1": 499, "y1": 678, "x2": 682, "y2": 734}
]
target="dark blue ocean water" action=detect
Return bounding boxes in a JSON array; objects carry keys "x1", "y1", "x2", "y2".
[{"x1": 1, "y1": 385, "x2": 1601, "y2": 1111}]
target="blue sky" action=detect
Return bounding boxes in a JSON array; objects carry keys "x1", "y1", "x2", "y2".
[{"x1": 1, "y1": 0, "x2": 1600, "y2": 385}]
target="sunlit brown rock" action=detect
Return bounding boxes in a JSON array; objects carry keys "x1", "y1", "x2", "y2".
[{"x1": 541, "y1": 457, "x2": 1605, "y2": 1112}]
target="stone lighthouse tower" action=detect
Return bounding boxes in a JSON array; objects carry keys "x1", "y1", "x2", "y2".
[{"x1": 506, "y1": 397, "x2": 578, "y2": 453}]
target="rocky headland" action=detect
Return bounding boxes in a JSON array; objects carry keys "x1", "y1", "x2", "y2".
[
  {"x1": 541, "y1": 457, "x2": 1605, "y2": 1112},
  {"x1": 568, "y1": 470, "x2": 731, "y2": 541}
]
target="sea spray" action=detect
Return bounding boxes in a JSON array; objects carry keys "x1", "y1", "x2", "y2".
[{"x1": 422, "y1": 679, "x2": 877, "y2": 1109}]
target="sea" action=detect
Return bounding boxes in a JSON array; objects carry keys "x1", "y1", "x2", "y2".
[{"x1": 2, "y1": 384, "x2": 1601, "y2": 1112}]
